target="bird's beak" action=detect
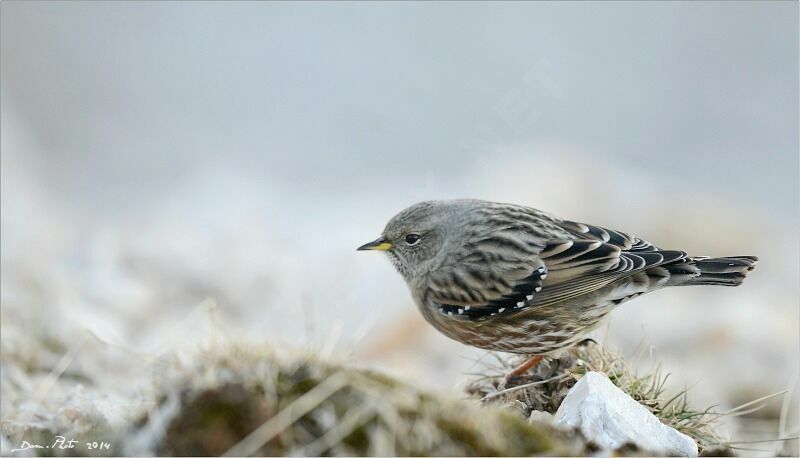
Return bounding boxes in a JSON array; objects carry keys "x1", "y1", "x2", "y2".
[{"x1": 357, "y1": 236, "x2": 392, "y2": 251}]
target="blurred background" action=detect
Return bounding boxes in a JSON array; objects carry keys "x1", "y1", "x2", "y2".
[{"x1": 1, "y1": 1, "x2": 798, "y2": 454}]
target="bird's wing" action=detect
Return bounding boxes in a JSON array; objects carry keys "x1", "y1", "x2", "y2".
[
  {"x1": 530, "y1": 239, "x2": 686, "y2": 308},
  {"x1": 529, "y1": 219, "x2": 685, "y2": 307},
  {"x1": 427, "y1": 227, "x2": 549, "y2": 320},
  {"x1": 431, "y1": 218, "x2": 684, "y2": 321},
  {"x1": 558, "y1": 220, "x2": 657, "y2": 251},
  {"x1": 432, "y1": 263, "x2": 548, "y2": 320}
]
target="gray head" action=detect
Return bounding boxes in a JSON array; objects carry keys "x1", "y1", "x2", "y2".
[{"x1": 358, "y1": 200, "x2": 475, "y2": 280}]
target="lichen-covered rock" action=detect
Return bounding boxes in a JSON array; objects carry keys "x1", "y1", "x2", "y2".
[{"x1": 554, "y1": 371, "x2": 698, "y2": 457}]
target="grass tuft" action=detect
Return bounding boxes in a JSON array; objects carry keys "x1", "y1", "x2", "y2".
[{"x1": 465, "y1": 342, "x2": 732, "y2": 455}]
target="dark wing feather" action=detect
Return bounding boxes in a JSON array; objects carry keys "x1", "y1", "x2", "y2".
[
  {"x1": 560, "y1": 220, "x2": 658, "y2": 251},
  {"x1": 431, "y1": 215, "x2": 678, "y2": 321},
  {"x1": 533, "y1": 238, "x2": 686, "y2": 307},
  {"x1": 437, "y1": 265, "x2": 547, "y2": 320}
]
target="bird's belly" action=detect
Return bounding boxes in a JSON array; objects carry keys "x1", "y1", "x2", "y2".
[
  {"x1": 416, "y1": 282, "x2": 647, "y2": 354},
  {"x1": 419, "y1": 303, "x2": 606, "y2": 355}
]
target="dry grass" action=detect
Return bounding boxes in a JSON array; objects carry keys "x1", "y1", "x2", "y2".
[
  {"x1": 3, "y1": 325, "x2": 795, "y2": 457},
  {"x1": 123, "y1": 344, "x2": 591, "y2": 456}
]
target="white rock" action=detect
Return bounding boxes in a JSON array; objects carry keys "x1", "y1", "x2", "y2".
[{"x1": 554, "y1": 372, "x2": 698, "y2": 457}]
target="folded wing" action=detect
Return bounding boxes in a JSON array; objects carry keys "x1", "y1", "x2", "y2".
[{"x1": 430, "y1": 218, "x2": 685, "y2": 321}]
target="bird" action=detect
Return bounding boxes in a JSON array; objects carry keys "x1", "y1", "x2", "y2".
[{"x1": 357, "y1": 199, "x2": 758, "y2": 383}]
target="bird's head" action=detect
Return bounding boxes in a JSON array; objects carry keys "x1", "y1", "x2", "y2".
[{"x1": 358, "y1": 200, "x2": 464, "y2": 280}]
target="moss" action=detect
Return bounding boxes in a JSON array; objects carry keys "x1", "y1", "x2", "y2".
[
  {"x1": 159, "y1": 383, "x2": 275, "y2": 456},
  {"x1": 135, "y1": 345, "x2": 588, "y2": 456}
]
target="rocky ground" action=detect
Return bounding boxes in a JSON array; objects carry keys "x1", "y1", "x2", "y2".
[{"x1": 2, "y1": 329, "x2": 796, "y2": 456}]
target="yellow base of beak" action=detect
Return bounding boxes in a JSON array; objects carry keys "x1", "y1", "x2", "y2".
[{"x1": 357, "y1": 237, "x2": 393, "y2": 251}]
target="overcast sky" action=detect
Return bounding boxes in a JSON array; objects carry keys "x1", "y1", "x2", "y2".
[{"x1": 2, "y1": 1, "x2": 797, "y2": 219}]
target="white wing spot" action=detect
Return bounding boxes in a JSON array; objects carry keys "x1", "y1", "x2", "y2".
[
  {"x1": 535, "y1": 286, "x2": 542, "y2": 292},
  {"x1": 498, "y1": 308, "x2": 505, "y2": 313},
  {"x1": 465, "y1": 306, "x2": 471, "y2": 311},
  {"x1": 526, "y1": 295, "x2": 533, "y2": 300},
  {"x1": 541, "y1": 273, "x2": 548, "y2": 279}
]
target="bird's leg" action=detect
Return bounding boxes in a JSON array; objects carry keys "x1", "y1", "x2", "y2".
[
  {"x1": 508, "y1": 354, "x2": 544, "y2": 377},
  {"x1": 500, "y1": 355, "x2": 543, "y2": 389}
]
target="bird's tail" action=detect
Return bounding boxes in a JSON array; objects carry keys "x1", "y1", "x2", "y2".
[{"x1": 664, "y1": 255, "x2": 758, "y2": 287}]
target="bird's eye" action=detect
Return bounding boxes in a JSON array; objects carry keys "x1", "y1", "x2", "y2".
[{"x1": 404, "y1": 233, "x2": 421, "y2": 246}]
